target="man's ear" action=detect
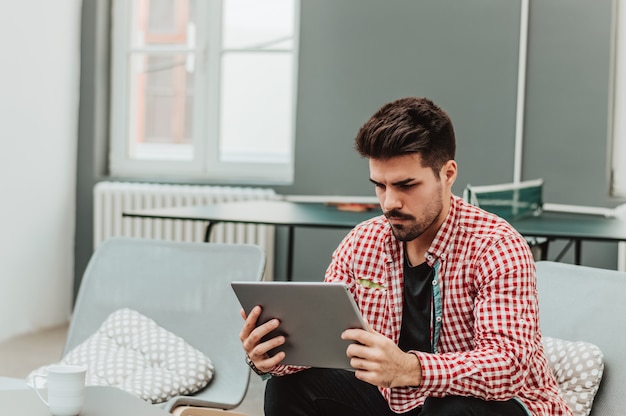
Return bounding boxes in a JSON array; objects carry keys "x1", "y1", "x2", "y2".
[{"x1": 441, "y1": 160, "x2": 457, "y2": 185}]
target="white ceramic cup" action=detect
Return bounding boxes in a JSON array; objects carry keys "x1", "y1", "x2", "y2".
[{"x1": 30, "y1": 364, "x2": 87, "y2": 416}]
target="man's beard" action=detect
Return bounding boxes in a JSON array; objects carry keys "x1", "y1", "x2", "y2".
[
  {"x1": 384, "y1": 190, "x2": 444, "y2": 242},
  {"x1": 385, "y1": 211, "x2": 420, "y2": 241},
  {"x1": 385, "y1": 210, "x2": 441, "y2": 241}
]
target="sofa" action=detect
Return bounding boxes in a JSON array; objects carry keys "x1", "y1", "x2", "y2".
[
  {"x1": 536, "y1": 261, "x2": 625, "y2": 416},
  {"x1": 0, "y1": 260, "x2": 622, "y2": 416}
]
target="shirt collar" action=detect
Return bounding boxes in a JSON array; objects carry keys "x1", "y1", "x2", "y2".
[{"x1": 425, "y1": 194, "x2": 461, "y2": 265}]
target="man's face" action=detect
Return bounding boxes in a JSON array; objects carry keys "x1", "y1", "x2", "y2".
[{"x1": 369, "y1": 154, "x2": 456, "y2": 242}]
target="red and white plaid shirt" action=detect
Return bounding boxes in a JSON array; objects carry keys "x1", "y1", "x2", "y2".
[{"x1": 272, "y1": 195, "x2": 571, "y2": 416}]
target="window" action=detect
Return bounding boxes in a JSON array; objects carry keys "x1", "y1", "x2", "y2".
[
  {"x1": 109, "y1": 0, "x2": 299, "y2": 184},
  {"x1": 612, "y1": 0, "x2": 626, "y2": 197}
]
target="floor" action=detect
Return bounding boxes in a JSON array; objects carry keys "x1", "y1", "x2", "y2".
[{"x1": 0, "y1": 322, "x2": 266, "y2": 415}]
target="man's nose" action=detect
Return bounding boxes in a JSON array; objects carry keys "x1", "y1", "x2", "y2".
[{"x1": 382, "y1": 189, "x2": 402, "y2": 212}]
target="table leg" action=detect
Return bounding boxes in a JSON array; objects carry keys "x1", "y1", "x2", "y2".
[
  {"x1": 575, "y1": 240, "x2": 582, "y2": 265},
  {"x1": 540, "y1": 239, "x2": 549, "y2": 260},
  {"x1": 554, "y1": 239, "x2": 575, "y2": 263},
  {"x1": 286, "y1": 226, "x2": 294, "y2": 281},
  {"x1": 203, "y1": 221, "x2": 221, "y2": 242}
]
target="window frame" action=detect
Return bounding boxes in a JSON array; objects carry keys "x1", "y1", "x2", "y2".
[{"x1": 108, "y1": 0, "x2": 300, "y2": 185}]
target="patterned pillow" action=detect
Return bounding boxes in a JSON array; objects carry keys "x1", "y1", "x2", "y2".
[
  {"x1": 29, "y1": 308, "x2": 214, "y2": 404},
  {"x1": 542, "y1": 336, "x2": 604, "y2": 416}
]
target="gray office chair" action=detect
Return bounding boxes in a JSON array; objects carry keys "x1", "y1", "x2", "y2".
[{"x1": 66, "y1": 237, "x2": 265, "y2": 415}]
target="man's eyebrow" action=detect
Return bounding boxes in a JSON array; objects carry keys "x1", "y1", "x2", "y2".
[
  {"x1": 393, "y1": 178, "x2": 416, "y2": 186},
  {"x1": 369, "y1": 178, "x2": 417, "y2": 186}
]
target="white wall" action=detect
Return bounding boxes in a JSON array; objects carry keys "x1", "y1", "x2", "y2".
[{"x1": 0, "y1": 1, "x2": 81, "y2": 342}]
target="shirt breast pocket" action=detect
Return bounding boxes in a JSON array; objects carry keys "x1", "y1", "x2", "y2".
[{"x1": 353, "y1": 280, "x2": 388, "y2": 329}]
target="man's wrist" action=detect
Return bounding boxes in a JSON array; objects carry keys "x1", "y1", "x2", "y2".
[
  {"x1": 245, "y1": 354, "x2": 273, "y2": 380},
  {"x1": 406, "y1": 351, "x2": 423, "y2": 388},
  {"x1": 245, "y1": 354, "x2": 267, "y2": 375}
]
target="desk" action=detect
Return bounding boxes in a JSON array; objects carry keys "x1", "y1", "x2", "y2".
[
  {"x1": 509, "y1": 211, "x2": 626, "y2": 264},
  {"x1": 0, "y1": 385, "x2": 169, "y2": 415},
  {"x1": 124, "y1": 200, "x2": 626, "y2": 277},
  {"x1": 124, "y1": 200, "x2": 381, "y2": 281}
]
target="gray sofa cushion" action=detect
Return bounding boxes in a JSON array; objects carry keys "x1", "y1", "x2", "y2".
[
  {"x1": 537, "y1": 261, "x2": 626, "y2": 416},
  {"x1": 29, "y1": 309, "x2": 215, "y2": 403},
  {"x1": 543, "y1": 336, "x2": 604, "y2": 416}
]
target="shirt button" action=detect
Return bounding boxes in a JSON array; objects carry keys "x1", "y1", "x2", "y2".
[
  {"x1": 426, "y1": 255, "x2": 434, "y2": 261},
  {"x1": 435, "y1": 316, "x2": 442, "y2": 322},
  {"x1": 432, "y1": 280, "x2": 438, "y2": 286}
]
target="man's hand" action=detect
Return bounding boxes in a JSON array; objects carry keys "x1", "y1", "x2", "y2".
[
  {"x1": 342, "y1": 327, "x2": 422, "y2": 388},
  {"x1": 239, "y1": 306, "x2": 286, "y2": 373}
]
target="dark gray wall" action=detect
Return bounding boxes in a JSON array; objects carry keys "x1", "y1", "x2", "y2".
[
  {"x1": 523, "y1": 0, "x2": 617, "y2": 268},
  {"x1": 75, "y1": 0, "x2": 110, "y2": 298},
  {"x1": 75, "y1": 0, "x2": 621, "y2": 288},
  {"x1": 525, "y1": 0, "x2": 613, "y2": 205},
  {"x1": 273, "y1": 0, "x2": 522, "y2": 280},
  {"x1": 278, "y1": 0, "x2": 522, "y2": 199}
]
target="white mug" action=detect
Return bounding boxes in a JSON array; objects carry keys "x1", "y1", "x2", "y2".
[{"x1": 30, "y1": 364, "x2": 87, "y2": 416}]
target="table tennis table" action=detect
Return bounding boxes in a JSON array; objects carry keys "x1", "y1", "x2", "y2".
[{"x1": 124, "y1": 200, "x2": 626, "y2": 279}]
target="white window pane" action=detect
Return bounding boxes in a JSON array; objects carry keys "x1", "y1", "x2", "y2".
[
  {"x1": 127, "y1": 53, "x2": 195, "y2": 161},
  {"x1": 222, "y1": 0, "x2": 295, "y2": 50},
  {"x1": 110, "y1": 0, "x2": 299, "y2": 182},
  {"x1": 131, "y1": 0, "x2": 196, "y2": 49},
  {"x1": 219, "y1": 52, "x2": 293, "y2": 163}
]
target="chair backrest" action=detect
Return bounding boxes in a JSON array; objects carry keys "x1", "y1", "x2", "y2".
[
  {"x1": 66, "y1": 237, "x2": 266, "y2": 411},
  {"x1": 536, "y1": 261, "x2": 626, "y2": 416}
]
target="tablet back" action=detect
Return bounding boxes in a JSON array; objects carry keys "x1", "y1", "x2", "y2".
[{"x1": 231, "y1": 281, "x2": 367, "y2": 369}]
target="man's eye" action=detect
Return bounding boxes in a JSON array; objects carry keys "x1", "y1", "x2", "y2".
[{"x1": 400, "y1": 183, "x2": 415, "y2": 189}]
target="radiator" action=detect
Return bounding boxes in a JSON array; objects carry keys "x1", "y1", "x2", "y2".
[{"x1": 93, "y1": 181, "x2": 276, "y2": 278}]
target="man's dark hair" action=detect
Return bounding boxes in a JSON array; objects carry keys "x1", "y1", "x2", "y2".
[{"x1": 355, "y1": 97, "x2": 456, "y2": 176}]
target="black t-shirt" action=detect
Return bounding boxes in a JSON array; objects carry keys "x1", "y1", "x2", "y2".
[{"x1": 398, "y1": 259, "x2": 433, "y2": 353}]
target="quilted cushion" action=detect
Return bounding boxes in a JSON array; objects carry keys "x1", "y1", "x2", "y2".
[
  {"x1": 543, "y1": 336, "x2": 604, "y2": 416},
  {"x1": 29, "y1": 308, "x2": 214, "y2": 404}
]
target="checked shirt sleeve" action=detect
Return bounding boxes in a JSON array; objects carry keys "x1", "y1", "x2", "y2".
[{"x1": 387, "y1": 234, "x2": 541, "y2": 411}]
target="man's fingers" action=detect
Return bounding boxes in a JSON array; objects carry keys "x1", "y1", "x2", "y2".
[
  {"x1": 242, "y1": 316, "x2": 282, "y2": 353},
  {"x1": 342, "y1": 327, "x2": 373, "y2": 344},
  {"x1": 255, "y1": 350, "x2": 286, "y2": 373},
  {"x1": 248, "y1": 334, "x2": 287, "y2": 373},
  {"x1": 250, "y1": 335, "x2": 286, "y2": 361},
  {"x1": 239, "y1": 306, "x2": 263, "y2": 341}
]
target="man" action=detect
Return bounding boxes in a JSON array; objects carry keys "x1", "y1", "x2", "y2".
[{"x1": 240, "y1": 97, "x2": 571, "y2": 415}]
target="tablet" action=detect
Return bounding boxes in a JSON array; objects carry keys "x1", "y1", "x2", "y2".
[{"x1": 231, "y1": 281, "x2": 368, "y2": 369}]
